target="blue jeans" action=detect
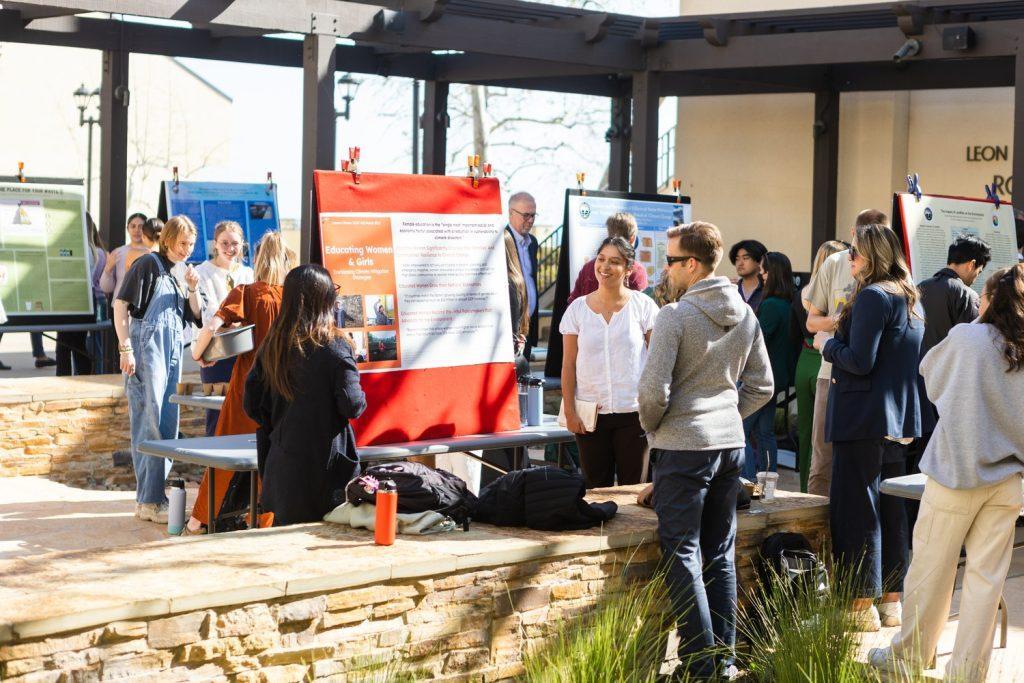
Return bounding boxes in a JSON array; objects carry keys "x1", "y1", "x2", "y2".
[
  {"x1": 652, "y1": 447, "x2": 742, "y2": 678},
  {"x1": 830, "y1": 438, "x2": 909, "y2": 597},
  {"x1": 742, "y1": 399, "x2": 777, "y2": 480}
]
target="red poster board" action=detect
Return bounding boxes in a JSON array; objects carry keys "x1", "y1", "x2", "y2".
[{"x1": 315, "y1": 170, "x2": 520, "y2": 446}]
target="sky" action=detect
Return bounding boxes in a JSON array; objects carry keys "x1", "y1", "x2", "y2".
[{"x1": 176, "y1": 0, "x2": 679, "y2": 232}]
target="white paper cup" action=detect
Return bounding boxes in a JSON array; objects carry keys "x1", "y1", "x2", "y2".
[{"x1": 760, "y1": 472, "x2": 779, "y2": 501}]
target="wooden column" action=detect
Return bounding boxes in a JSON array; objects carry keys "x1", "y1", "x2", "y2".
[
  {"x1": 421, "y1": 81, "x2": 449, "y2": 175},
  {"x1": 607, "y1": 96, "x2": 631, "y2": 192},
  {"x1": 630, "y1": 72, "x2": 660, "y2": 194},
  {"x1": 811, "y1": 88, "x2": 840, "y2": 257},
  {"x1": 300, "y1": 33, "x2": 337, "y2": 265},
  {"x1": 99, "y1": 49, "x2": 129, "y2": 251}
]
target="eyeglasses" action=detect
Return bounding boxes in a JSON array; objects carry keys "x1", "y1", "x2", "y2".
[
  {"x1": 667, "y1": 255, "x2": 699, "y2": 266},
  {"x1": 511, "y1": 208, "x2": 538, "y2": 221}
]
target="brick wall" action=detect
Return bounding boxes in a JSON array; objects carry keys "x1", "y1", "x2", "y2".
[
  {"x1": 0, "y1": 376, "x2": 204, "y2": 488},
  {"x1": 0, "y1": 545, "x2": 663, "y2": 682}
]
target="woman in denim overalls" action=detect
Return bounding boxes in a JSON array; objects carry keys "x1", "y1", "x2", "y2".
[{"x1": 113, "y1": 215, "x2": 204, "y2": 524}]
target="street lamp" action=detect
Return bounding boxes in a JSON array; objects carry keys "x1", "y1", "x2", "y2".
[
  {"x1": 335, "y1": 73, "x2": 361, "y2": 121},
  {"x1": 73, "y1": 84, "x2": 101, "y2": 211}
]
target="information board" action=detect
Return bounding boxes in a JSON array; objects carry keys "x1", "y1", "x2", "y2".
[
  {"x1": 895, "y1": 193, "x2": 1019, "y2": 295},
  {"x1": 544, "y1": 189, "x2": 691, "y2": 378},
  {"x1": 159, "y1": 181, "x2": 280, "y2": 265},
  {"x1": 0, "y1": 180, "x2": 93, "y2": 322},
  {"x1": 315, "y1": 170, "x2": 519, "y2": 446}
]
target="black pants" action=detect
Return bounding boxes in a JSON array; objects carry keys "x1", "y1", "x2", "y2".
[
  {"x1": 831, "y1": 438, "x2": 909, "y2": 597},
  {"x1": 55, "y1": 332, "x2": 92, "y2": 376},
  {"x1": 574, "y1": 412, "x2": 646, "y2": 488}
]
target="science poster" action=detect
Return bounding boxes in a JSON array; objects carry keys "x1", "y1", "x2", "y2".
[
  {"x1": 544, "y1": 189, "x2": 691, "y2": 378},
  {"x1": 316, "y1": 170, "x2": 519, "y2": 445},
  {"x1": 159, "y1": 181, "x2": 280, "y2": 265},
  {"x1": 895, "y1": 193, "x2": 1019, "y2": 295},
  {"x1": 0, "y1": 180, "x2": 93, "y2": 321}
]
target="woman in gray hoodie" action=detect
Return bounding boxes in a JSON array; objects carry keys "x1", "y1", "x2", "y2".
[{"x1": 870, "y1": 264, "x2": 1024, "y2": 682}]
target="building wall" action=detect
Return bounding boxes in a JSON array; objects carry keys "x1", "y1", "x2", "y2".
[
  {"x1": 0, "y1": 43, "x2": 231, "y2": 230},
  {"x1": 674, "y1": 88, "x2": 1015, "y2": 270}
]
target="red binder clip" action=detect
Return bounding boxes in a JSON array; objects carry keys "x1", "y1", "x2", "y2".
[{"x1": 671, "y1": 178, "x2": 682, "y2": 201}]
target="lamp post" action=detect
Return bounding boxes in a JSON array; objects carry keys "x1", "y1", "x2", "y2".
[
  {"x1": 73, "y1": 84, "x2": 101, "y2": 211},
  {"x1": 335, "y1": 73, "x2": 360, "y2": 121}
]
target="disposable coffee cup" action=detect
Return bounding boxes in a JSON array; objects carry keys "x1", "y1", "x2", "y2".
[{"x1": 757, "y1": 472, "x2": 779, "y2": 501}]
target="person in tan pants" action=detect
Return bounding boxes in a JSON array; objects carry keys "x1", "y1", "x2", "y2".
[{"x1": 870, "y1": 265, "x2": 1024, "y2": 682}]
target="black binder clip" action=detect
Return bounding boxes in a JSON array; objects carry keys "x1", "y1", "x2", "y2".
[
  {"x1": 172, "y1": 166, "x2": 180, "y2": 193},
  {"x1": 906, "y1": 173, "x2": 922, "y2": 201},
  {"x1": 985, "y1": 183, "x2": 1001, "y2": 209},
  {"x1": 266, "y1": 171, "x2": 274, "y2": 195}
]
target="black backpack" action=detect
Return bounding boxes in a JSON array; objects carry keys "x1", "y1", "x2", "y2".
[
  {"x1": 757, "y1": 532, "x2": 829, "y2": 597},
  {"x1": 345, "y1": 461, "x2": 477, "y2": 524},
  {"x1": 476, "y1": 467, "x2": 617, "y2": 531}
]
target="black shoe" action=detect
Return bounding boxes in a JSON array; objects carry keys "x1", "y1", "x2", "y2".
[
  {"x1": 35, "y1": 357, "x2": 56, "y2": 368},
  {"x1": 0, "y1": 360, "x2": 10, "y2": 370}
]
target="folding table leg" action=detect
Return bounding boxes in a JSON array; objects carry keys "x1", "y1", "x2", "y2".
[
  {"x1": 249, "y1": 472, "x2": 258, "y2": 530},
  {"x1": 207, "y1": 467, "x2": 216, "y2": 534}
]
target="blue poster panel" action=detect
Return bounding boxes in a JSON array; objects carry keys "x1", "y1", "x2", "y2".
[{"x1": 161, "y1": 181, "x2": 280, "y2": 265}]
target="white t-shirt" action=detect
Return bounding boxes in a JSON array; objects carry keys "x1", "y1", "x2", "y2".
[
  {"x1": 195, "y1": 260, "x2": 255, "y2": 327},
  {"x1": 804, "y1": 249, "x2": 856, "y2": 380},
  {"x1": 559, "y1": 290, "x2": 659, "y2": 414}
]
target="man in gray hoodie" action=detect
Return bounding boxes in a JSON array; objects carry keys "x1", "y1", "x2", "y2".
[{"x1": 639, "y1": 221, "x2": 773, "y2": 679}]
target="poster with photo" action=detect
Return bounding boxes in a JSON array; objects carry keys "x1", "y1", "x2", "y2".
[
  {"x1": 894, "y1": 193, "x2": 1019, "y2": 295},
  {"x1": 544, "y1": 189, "x2": 691, "y2": 378},
  {"x1": 159, "y1": 181, "x2": 280, "y2": 265},
  {"x1": 315, "y1": 170, "x2": 520, "y2": 445},
  {"x1": 0, "y1": 180, "x2": 93, "y2": 324}
]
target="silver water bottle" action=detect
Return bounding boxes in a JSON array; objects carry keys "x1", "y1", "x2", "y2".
[{"x1": 167, "y1": 478, "x2": 186, "y2": 535}]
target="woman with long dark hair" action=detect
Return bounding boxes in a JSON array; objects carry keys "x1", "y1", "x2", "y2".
[
  {"x1": 870, "y1": 264, "x2": 1024, "y2": 681},
  {"x1": 813, "y1": 223, "x2": 923, "y2": 630},
  {"x1": 741, "y1": 251, "x2": 796, "y2": 480},
  {"x1": 243, "y1": 265, "x2": 366, "y2": 526}
]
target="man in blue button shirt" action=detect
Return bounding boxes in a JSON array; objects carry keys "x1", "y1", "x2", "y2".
[{"x1": 505, "y1": 192, "x2": 539, "y2": 360}]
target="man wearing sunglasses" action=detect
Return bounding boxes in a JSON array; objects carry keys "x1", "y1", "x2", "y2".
[
  {"x1": 638, "y1": 221, "x2": 773, "y2": 680},
  {"x1": 505, "y1": 192, "x2": 540, "y2": 359}
]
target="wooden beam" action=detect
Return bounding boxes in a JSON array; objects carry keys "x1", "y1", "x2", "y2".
[
  {"x1": 98, "y1": 49, "x2": 129, "y2": 253},
  {"x1": 607, "y1": 96, "x2": 630, "y2": 192},
  {"x1": 650, "y1": 21, "x2": 1022, "y2": 72},
  {"x1": 811, "y1": 88, "x2": 840, "y2": 253},
  {"x1": 421, "y1": 80, "x2": 449, "y2": 175},
  {"x1": 300, "y1": 33, "x2": 337, "y2": 265},
  {"x1": 630, "y1": 72, "x2": 660, "y2": 194}
]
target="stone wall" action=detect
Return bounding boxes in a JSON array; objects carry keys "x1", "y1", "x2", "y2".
[
  {"x1": 0, "y1": 545, "x2": 662, "y2": 682},
  {"x1": 0, "y1": 376, "x2": 204, "y2": 488}
]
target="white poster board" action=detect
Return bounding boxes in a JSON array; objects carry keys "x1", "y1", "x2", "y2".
[
  {"x1": 565, "y1": 190, "x2": 692, "y2": 286},
  {"x1": 896, "y1": 193, "x2": 1019, "y2": 295}
]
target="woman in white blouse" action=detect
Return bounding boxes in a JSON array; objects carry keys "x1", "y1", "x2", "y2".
[
  {"x1": 560, "y1": 236, "x2": 659, "y2": 488},
  {"x1": 194, "y1": 220, "x2": 254, "y2": 434}
]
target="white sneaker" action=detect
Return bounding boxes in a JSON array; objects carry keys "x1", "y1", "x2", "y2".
[
  {"x1": 850, "y1": 604, "x2": 881, "y2": 632},
  {"x1": 878, "y1": 600, "x2": 902, "y2": 627},
  {"x1": 867, "y1": 647, "x2": 912, "y2": 677},
  {"x1": 137, "y1": 502, "x2": 169, "y2": 524}
]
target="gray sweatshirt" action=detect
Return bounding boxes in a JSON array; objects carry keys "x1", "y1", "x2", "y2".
[
  {"x1": 919, "y1": 322, "x2": 1024, "y2": 489},
  {"x1": 638, "y1": 276, "x2": 774, "y2": 451}
]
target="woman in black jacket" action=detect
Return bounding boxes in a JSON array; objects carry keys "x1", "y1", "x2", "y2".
[
  {"x1": 244, "y1": 264, "x2": 366, "y2": 526},
  {"x1": 813, "y1": 224, "x2": 923, "y2": 631}
]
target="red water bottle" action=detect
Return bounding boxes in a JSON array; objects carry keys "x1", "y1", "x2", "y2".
[{"x1": 374, "y1": 479, "x2": 398, "y2": 546}]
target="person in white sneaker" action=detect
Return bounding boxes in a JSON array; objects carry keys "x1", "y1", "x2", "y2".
[{"x1": 869, "y1": 264, "x2": 1024, "y2": 682}]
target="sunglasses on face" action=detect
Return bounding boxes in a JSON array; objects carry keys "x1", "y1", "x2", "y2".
[{"x1": 667, "y1": 255, "x2": 699, "y2": 266}]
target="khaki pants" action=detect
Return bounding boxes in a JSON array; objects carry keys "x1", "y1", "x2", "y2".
[
  {"x1": 890, "y1": 475, "x2": 1022, "y2": 682},
  {"x1": 807, "y1": 377, "x2": 833, "y2": 496}
]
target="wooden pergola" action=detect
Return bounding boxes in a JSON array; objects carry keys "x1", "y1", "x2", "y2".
[{"x1": 3, "y1": 0, "x2": 1023, "y2": 261}]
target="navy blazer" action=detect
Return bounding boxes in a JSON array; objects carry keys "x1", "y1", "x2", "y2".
[{"x1": 822, "y1": 284, "x2": 924, "y2": 443}]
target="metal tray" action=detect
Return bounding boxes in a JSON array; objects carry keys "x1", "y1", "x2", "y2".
[{"x1": 202, "y1": 324, "x2": 255, "y2": 362}]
